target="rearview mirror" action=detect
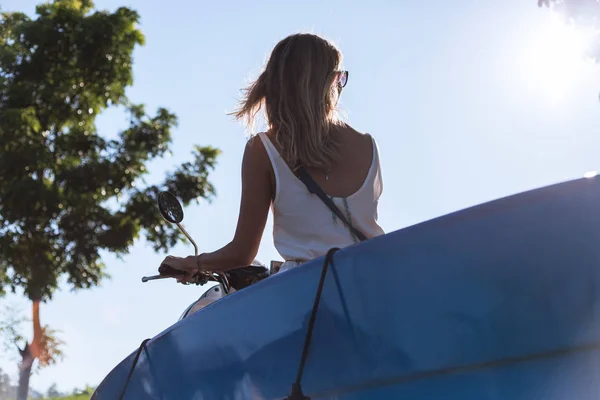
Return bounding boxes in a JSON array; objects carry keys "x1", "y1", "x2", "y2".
[{"x1": 158, "y1": 191, "x2": 184, "y2": 224}]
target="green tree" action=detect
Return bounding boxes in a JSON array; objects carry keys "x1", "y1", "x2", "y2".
[{"x1": 0, "y1": 1, "x2": 219, "y2": 398}]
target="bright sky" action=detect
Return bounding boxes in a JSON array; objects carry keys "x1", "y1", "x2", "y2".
[{"x1": 1, "y1": 0, "x2": 600, "y2": 393}]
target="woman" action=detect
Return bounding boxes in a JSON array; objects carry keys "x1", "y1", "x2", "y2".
[{"x1": 162, "y1": 33, "x2": 384, "y2": 277}]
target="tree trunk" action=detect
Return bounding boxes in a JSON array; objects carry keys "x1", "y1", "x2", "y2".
[
  {"x1": 17, "y1": 344, "x2": 34, "y2": 400},
  {"x1": 29, "y1": 301, "x2": 42, "y2": 360},
  {"x1": 16, "y1": 300, "x2": 43, "y2": 400}
]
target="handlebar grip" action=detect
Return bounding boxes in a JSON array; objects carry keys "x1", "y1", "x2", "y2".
[{"x1": 158, "y1": 264, "x2": 187, "y2": 276}]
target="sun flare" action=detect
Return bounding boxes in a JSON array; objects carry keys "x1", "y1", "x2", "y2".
[{"x1": 521, "y1": 12, "x2": 594, "y2": 100}]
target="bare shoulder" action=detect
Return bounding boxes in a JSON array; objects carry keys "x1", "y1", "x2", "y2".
[
  {"x1": 242, "y1": 134, "x2": 270, "y2": 170},
  {"x1": 338, "y1": 124, "x2": 374, "y2": 149},
  {"x1": 245, "y1": 133, "x2": 264, "y2": 151}
]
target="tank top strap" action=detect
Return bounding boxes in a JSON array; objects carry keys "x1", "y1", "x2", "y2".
[
  {"x1": 368, "y1": 134, "x2": 383, "y2": 198},
  {"x1": 367, "y1": 133, "x2": 380, "y2": 166}
]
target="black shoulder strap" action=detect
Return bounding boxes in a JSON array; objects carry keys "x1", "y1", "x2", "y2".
[{"x1": 295, "y1": 166, "x2": 368, "y2": 242}]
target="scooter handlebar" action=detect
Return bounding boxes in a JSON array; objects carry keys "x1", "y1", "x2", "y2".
[{"x1": 158, "y1": 264, "x2": 187, "y2": 276}]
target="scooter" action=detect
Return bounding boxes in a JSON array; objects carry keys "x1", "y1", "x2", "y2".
[{"x1": 142, "y1": 191, "x2": 270, "y2": 321}]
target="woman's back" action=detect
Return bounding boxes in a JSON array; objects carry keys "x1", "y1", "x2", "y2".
[{"x1": 259, "y1": 125, "x2": 384, "y2": 265}]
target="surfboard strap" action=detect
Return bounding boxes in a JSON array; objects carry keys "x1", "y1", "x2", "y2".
[
  {"x1": 285, "y1": 247, "x2": 340, "y2": 400},
  {"x1": 118, "y1": 338, "x2": 151, "y2": 400}
]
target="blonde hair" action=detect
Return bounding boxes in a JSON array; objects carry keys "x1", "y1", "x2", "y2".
[{"x1": 233, "y1": 33, "x2": 344, "y2": 169}]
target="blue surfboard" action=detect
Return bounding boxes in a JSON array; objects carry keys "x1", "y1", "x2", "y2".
[{"x1": 93, "y1": 176, "x2": 600, "y2": 399}]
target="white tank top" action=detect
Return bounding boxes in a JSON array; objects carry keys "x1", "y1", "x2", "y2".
[{"x1": 257, "y1": 132, "x2": 385, "y2": 265}]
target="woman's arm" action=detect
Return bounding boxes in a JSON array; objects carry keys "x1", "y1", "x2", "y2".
[{"x1": 161, "y1": 136, "x2": 273, "y2": 273}]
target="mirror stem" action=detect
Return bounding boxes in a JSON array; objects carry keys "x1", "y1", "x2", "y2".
[
  {"x1": 177, "y1": 223, "x2": 198, "y2": 257},
  {"x1": 175, "y1": 221, "x2": 231, "y2": 294}
]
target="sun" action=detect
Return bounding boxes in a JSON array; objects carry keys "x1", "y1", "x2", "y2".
[{"x1": 520, "y1": 12, "x2": 594, "y2": 101}]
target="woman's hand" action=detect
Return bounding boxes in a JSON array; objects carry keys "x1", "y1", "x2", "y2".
[
  {"x1": 160, "y1": 255, "x2": 197, "y2": 272},
  {"x1": 160, "y1": 255, "x2": 199, "y2": 283}
]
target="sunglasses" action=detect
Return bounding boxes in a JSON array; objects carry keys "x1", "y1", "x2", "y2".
[{"x1": 336, "y1": 70, "x2": 349, "y2": 88}]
